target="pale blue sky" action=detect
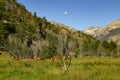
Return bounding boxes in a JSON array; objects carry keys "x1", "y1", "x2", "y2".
[{"x1": 17, "y1": 0, "x2": 120, "y2": 30}]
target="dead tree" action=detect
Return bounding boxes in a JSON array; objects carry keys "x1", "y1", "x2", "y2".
[{"x1": 59, "y1": 55, "x2": 72, "y2": 73}]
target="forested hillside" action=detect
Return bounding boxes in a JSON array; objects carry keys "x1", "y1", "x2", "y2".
[{"x1": 0, "y1": 0, "x2": 119, "y2": 59}]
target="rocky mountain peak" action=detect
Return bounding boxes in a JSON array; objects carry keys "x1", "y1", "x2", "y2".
[
  {"x1": 83, "y1": 20, "x2": 120, "y2": 44},
  {"x1": 108, "y1": 20, "x2": 120, "y2": 26}
]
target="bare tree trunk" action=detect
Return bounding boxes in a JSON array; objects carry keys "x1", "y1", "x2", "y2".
[{"x1": 60, "y1": 55, "x2": 72, "y2": 74}]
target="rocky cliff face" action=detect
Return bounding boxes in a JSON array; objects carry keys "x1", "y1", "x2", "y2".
[{"x1": 83, "y1": 20, "x2": 120, "y2": 44}]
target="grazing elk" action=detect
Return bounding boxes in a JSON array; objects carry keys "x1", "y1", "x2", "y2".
[
  {"x1": 51, "y1": 55, "x2": 61, "y2": 61},
  {"x1": 11, "y1": 56, "x2": 19, "y2": 60},
  {"x1": 34, "y1": 56, "x2": 44, "y2": 60},
  {"x1": 63, "y1": 55, "x2": 71, "y2": 60}
]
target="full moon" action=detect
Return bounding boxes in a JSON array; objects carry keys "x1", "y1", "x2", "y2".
[{"x1": 64, "y1": 11, "x2": 68, "y2": 15}]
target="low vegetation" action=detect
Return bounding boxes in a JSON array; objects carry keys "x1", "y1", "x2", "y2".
[{"x1": 0, "y1": 52, "x2": 120, "y2": 80}]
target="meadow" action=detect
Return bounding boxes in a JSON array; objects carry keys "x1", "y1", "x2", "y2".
[{"x1": 0, "y1": 52, "x2": 120, "y2": 80}]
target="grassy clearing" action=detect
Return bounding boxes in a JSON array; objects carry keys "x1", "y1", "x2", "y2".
[{"x1": 0, "y1": 52, "x2": 120, "y2": 80}]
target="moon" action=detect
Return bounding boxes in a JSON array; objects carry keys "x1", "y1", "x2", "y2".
[{"x1": 64, "y1": 11, "x2": 68, "y2": 15}]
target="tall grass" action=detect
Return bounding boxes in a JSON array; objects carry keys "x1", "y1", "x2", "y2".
[{"x1": 0, "y1": 52, "x2": 120, "y2": 80}]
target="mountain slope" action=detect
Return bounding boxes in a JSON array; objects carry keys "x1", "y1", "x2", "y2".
[
  {"x1": 83, "y1": 20, "x2": 120, "y2": 44},
  {"x1": 0, "y1": 0, "x2": 101, "y2": 58},
  {"x1": 0, "y1": 0, "x2": 119, "y2": 58}
]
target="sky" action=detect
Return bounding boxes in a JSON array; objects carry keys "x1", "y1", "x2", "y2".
[{"x1": 17, "y1": 0, "x2": 120, "y2": 30}]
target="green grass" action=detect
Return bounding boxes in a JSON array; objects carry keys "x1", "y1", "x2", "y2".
[{"x1": 0, "y1": 51, "x2": 120, "y2": 80}]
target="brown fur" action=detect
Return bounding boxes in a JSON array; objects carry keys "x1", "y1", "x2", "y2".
[
  {"x1": 11, "y1": 56, "x2": 19, "y2": 60},
  {"x1": 63, "y1": 55, "x2": 71, "y2": 60},
  {"x1": 34, "y1": 56, "x2": 44, "y2": 60},
  {"x1": 51, "y1": 55, "x2": 61, "y2": 61}
]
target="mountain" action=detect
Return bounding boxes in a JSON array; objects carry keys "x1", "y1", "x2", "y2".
[
  {"x1": 50, "y1": 21, "x2": 76, "y2": 32},
  {"x1": 83, "y1": 20, "x2": 120, "y2": 45},
  {"x1": 0, "y1": 0, "x2": 99, "y2": 58},
  {"x1": 0, "y1": 0, "x2": 119, "y2": 58}
]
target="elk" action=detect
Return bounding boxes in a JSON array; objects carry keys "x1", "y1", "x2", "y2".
[
  {"x1": 63, "y1": 55, "x2": 71, "y2": 60},
  {"x1": 34, "y1": 56, "x2": 44, "y2": 60},
  {"x1": 11, "y1": 56, "x2": 19, "y2": 60},
  {"x1": 51, "y1": 55, "x2": 61, "y2": 61}
]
